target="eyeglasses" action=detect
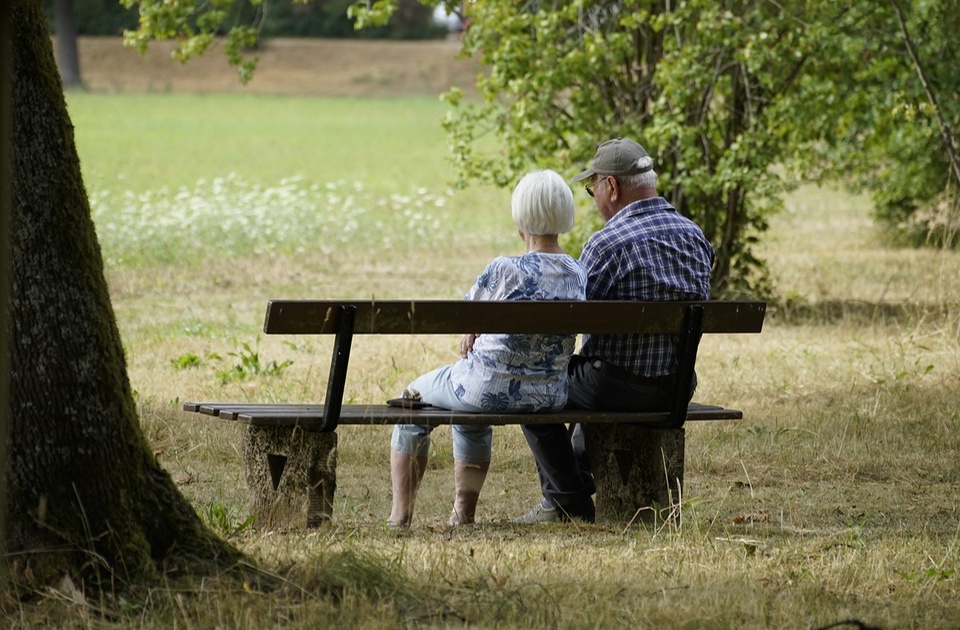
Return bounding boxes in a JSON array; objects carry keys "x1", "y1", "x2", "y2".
[{"x1": 584, "y1": 176, "x2": 611, "y2": 198}]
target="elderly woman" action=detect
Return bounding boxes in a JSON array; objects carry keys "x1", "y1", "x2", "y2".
[{"x1": 388, "y1": 169, "x2": 587, "y2": 528}]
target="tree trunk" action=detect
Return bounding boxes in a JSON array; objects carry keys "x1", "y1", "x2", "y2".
[
  {"x1": 53, "y1": 0, "x2": 82, "y2": 89},
  {"x1": 1, "y1": 0, "x2": 14, "y2": 591},
  {"x1": 5, "y1": 0, "x2": 240, "y2": 589}
]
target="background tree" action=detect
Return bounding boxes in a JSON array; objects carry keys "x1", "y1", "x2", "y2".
[
  {"x1": 4, "y1": 0, "x2": 241, "y2": 591},
  {"x1": 434, "y1": 0, "x2": 830, "y2": 296},
  {"x1": 796, "y1": 0, "x2": 960, "y2": 247},
  {"x1": 356, "y1": 0, "x2": 960, "y2": 288},
  {"x1": 45, "y1": 0, "x2": 140, "y2": 35},
  {"x1": 45, "y1": 0, "x2": 142, "y2": 88},
  {"x1": 53, "y1": 0, "x2": 83, "y2": 88}
]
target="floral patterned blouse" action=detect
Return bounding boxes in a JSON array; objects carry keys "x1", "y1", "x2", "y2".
[{"x1": 449, "y1": 252, "x2": 587, "y2": 412}]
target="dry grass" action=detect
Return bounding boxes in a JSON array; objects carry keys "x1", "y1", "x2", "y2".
[
  {"x1": 9, "y1": 39, "x2": 960, "y2": 629},
  {"x1": 100, "y1": 182, "x2": 960, "y2": 629},
  {"x1": 77, "y1": 36, "x2": 482, "y2": 98}
]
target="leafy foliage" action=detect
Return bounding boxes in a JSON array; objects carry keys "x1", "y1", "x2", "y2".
[
  {"x1": 203, "y1": 502, "x2": 256, "y2": 538},
  {"x1": 216, "y1": 338, "x2": 293, "y2": 384},
  {"x1": 791, "y1": 0, "x2": 960, "y2": 247},
  {"x1": 119, "y1": 0, "x2": 260, "y2": 81},
  {"x1": 118, "y1": 0, "x2": 445, "y2": 83},
  {"x1": 434, "y1": 1, "x2": 833, "y2": 296},
  {"x1": 170, "y1": 351, "x2": 222, "y2": 370},
  {"x1": 170, "y1": 352, "x2": 203, "y2": 370}
]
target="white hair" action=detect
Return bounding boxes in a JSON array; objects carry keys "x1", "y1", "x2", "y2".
[
  {"x1": 615, "y1": 156, "x2": 658, "y2": 189},
  {"x1": 511, "y1": 169, "x2": 575, "y2": 235}
]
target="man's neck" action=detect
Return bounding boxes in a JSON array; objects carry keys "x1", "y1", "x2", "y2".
[
  {"x1": 620, "y1": 186, "x2": 658, "y2": 206},
  {"x1": 610, "y1": 187, "x2": 658, "y2": 218}
]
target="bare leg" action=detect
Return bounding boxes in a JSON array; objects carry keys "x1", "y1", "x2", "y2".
[
  {"x1": 388, "y1": 450, "x2": 428, "y2": 528},
  {"x1": 448, "y1": 460, "x2": 490, "y2": 526}
]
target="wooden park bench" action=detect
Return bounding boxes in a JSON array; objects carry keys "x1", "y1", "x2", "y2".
[{"x1": 184, "y1": 299, "x2": 766, "y2": 528}]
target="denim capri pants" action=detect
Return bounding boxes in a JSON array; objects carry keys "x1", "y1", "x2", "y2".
[{"x1": 390, "y1": 364, "x2": 492, "y2": 463}]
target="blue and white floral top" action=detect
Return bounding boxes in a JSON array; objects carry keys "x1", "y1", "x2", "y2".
[{"x1": 449, "y1": 252, "x2": 587, "y2": 412}]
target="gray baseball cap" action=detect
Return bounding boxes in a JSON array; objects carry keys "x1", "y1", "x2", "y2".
[{"x1": 571, "y1": 138, "x2": 654, "y2": 182}]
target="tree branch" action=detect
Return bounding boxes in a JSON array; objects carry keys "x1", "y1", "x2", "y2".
[{"x1": 889, "y1": 0, "x2": 960, "y2": 191}]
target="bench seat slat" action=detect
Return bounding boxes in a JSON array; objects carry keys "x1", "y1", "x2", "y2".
[
  {"x1": 197, "y1": 403, "x2": 323, "y2": 420},
  {"x1": 183, "y1": 402, "x2": 742, "y2": 429}
]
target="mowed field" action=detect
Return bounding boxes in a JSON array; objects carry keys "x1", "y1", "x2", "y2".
[{"x1": 20, "y1": 36, "x2": 960, "y2": 629}]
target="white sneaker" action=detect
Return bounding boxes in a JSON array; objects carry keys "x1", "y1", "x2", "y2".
[{"x1": 512, "y1": 500, "x2": 559, "y2": 524}]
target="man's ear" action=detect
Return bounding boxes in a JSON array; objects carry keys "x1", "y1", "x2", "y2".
[{"x1": 607, "y1": 178, "x2": 619, "y2": 202}]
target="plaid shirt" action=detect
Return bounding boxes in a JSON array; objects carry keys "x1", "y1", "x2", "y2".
[{"x1": 578, "y1": 197, "x2": 714, "y2": 377}]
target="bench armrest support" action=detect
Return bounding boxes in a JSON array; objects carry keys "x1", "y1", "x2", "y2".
[
  {"x1": 321, "y1": 305, "x2": 356, "y2": 432},
  {"x1": 667, "y1": 304, "x2": 705, "y2": 428}
]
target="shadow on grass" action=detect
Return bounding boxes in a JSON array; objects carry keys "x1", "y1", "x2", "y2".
[{"x1": 770, "y1": 298, "x2": 959, "y2": 327}]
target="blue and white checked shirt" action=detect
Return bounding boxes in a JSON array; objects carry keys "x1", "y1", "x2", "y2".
[{"x1": 578, "y1": 197, "x2": 714, "y2": 378}]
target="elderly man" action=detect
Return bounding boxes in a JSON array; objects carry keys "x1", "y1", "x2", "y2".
[{"x1": 516, "y1": 138, "x2": 715, "y2": 524}]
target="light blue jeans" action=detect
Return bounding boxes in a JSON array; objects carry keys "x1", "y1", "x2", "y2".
[{"x1": 390, "y1": 365, "x2": 492, "y2": 463}]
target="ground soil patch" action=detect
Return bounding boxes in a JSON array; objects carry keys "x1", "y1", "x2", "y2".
[{"x1": 77, "y1": 36, "x2": 482, "y2": 97}]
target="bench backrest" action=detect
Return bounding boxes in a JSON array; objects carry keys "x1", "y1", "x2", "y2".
[
  {"x1": 262, "y1": 299, "x2": 766, "y2": 431},
  {"x1": 263, "y1": 300, "x2": 766, "y2": 335}
]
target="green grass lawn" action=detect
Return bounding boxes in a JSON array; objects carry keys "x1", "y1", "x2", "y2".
[
  {"x1": 35, "y1": 91, "x2": 960, "y2": 629},
  {"x1": 70, "y1": 93, "x2": 460, "y2": 190}
]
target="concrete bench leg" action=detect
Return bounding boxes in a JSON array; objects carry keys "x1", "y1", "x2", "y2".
[
  {"x1": 584, "y1": 425, "x2": 685, "y2": 524},
  {"x1": 241, "y1": 426, "x2": 338, "y2": 529}
]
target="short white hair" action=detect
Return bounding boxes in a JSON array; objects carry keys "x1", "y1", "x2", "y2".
[
  {"x1": 616, "y1": 156, "x2": 658, "y2": 190},
  {"x1": 511, "y1": 169, "x2": 575, "y2": 235}
]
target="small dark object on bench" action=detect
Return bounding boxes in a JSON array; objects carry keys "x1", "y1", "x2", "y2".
[{"x1": 184, "y1": 299, "x2": 766, "y2": 528}]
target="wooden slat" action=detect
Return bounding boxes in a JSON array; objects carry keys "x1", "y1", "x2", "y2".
[
  {"x1": 219, "y1": 405, "x2": 325, "y2": 420},
  {"x1": 183, "y1": 402, "x2": 742, "y2": 429},
  {"x1": 263, "y1": 300, "x2": 766, "y2": 336},
  {"x1": 184, "y1": 402, "x2": 326, "y2": 419}
]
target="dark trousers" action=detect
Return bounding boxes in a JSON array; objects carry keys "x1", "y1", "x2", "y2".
[{"x1": 521, "y1": 356, "x2": 695, "y2": 512}]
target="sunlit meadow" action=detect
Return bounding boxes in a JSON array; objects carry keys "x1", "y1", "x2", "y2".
[
  {"x1": 13, "y1": 88, "x2": 959, "y2": 628},
  {"x1": 90, "y1": 175, "x2": 454, "y2": 266}
]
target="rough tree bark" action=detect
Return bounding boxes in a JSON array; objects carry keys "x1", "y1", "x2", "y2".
[
  {"x1": 4, "y1": 0, "x2": 241, "y2": 589},
  {"x1": 1, "y1": 0, "x2": 13, "y2": 594}
]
